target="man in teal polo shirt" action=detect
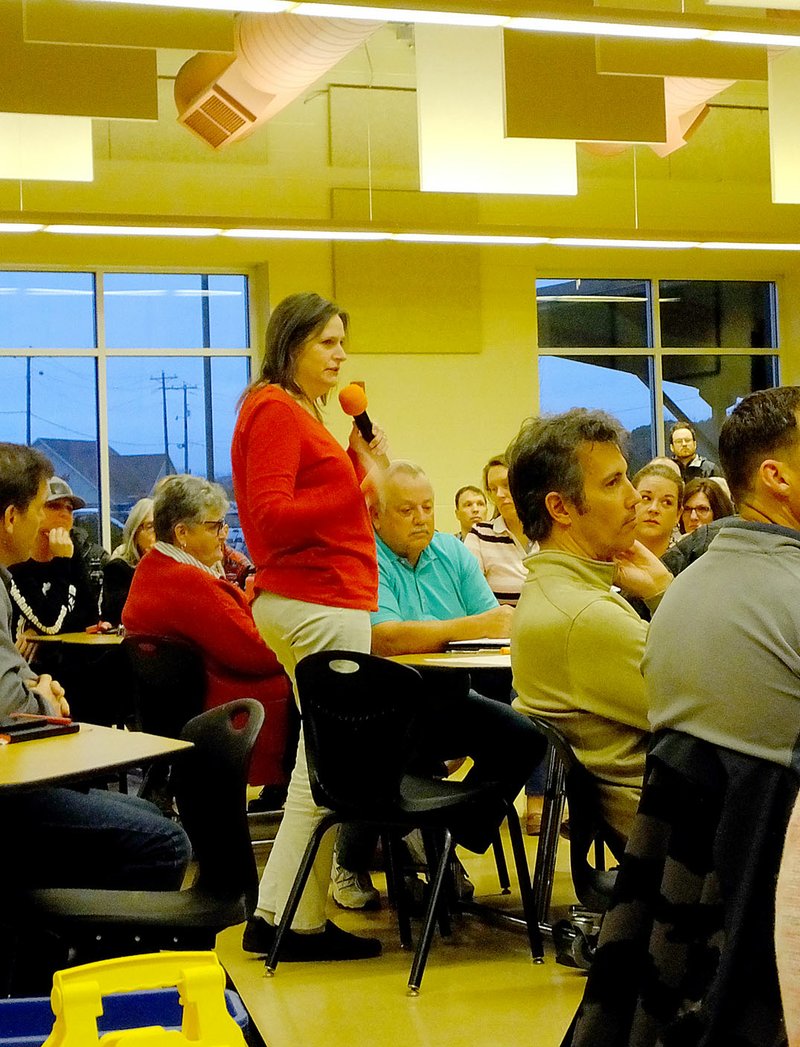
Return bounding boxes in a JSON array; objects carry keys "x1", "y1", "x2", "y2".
[
  {"x1": 332, "y1": 461, "x2": 542, "y2": 910},
  {"x1": 369, "y1": 461, "x2": 512, "y2": 656}
]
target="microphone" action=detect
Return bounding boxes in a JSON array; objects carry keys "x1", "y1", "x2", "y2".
[{"x1": 338, "y1": 383, "x2": 375, "y2": 444}]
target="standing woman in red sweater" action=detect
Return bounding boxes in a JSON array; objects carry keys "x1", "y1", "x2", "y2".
[{"x1": 232, "y1": 292, "x2": 387, "y2": 962}]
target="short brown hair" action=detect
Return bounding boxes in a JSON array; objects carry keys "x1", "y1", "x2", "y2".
[
  {"x1": 719, "y1": 386, "x2": 800, "y2": 503},
  {"x1": 507, "y1": 409, "x2": 627, "y2": 543},
  {"x1": 0, "y1": 444, "x2": 52, "y2": 518}
]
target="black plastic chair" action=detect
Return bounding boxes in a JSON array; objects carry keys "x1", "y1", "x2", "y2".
[
  {"x1": 527, "y1": 716, "x2": 624, "y2": 926},
  {"x1": 13, "y1": 699, "x2": 264, "y2": 959},
  {"x1": 122, "y1": 634, "x2": 207, "y2": 740},
  {"x1": 265, "y1": 651, "x2": 543, "y2": 995}
]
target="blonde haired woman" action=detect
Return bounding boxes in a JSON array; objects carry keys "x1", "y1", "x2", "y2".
[{"x1": 101, "y1": 498, "x2": 155, "y2": 625}]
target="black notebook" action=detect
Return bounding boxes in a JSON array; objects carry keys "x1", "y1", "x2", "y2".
[{"x1": 0, "y1": 719, "x2": 80, "y2": 743}]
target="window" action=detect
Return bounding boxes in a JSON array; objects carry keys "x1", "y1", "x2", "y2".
[
  {"x1": 537, "y1": 277, "x2": 778, "y2": 472},
  {"x1": 538, "y1": 355, "x2": 656, "y2": 474},
  {"x1": 536, "y1": 278, "x2": 650, "y2": 349},
  {"x1": 0, "y1": 270, "x2": 252, "y2": 550},
  {"x1": 0, "y1": 272, "x2": 96, "y2": 349}
]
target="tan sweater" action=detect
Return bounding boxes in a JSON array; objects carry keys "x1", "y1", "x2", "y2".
[{"x1": 511, "y1": 550, "x2": 650, "y2": 841}]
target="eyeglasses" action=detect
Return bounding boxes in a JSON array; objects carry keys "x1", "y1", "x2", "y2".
[
  {"x1": 672, "y1": 438, "x2": 696, "y2": 447},
  {"x1": 200, "y1": 520, "x2": 226, "y2": 536},
  {"x1": 683, "y1": 505, "x2": 713, "y2": 517}
]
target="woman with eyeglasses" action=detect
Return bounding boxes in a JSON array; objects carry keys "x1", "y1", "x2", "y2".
[
  {"x1": 122, "y1": 474, "x2": 291, "y2": 790},
  {"x1": 679, "y1": 477, "x2": 734, "y2": 535},
  {"x1": 101, "y1": 497, "x2": 155, "y2": 626}
]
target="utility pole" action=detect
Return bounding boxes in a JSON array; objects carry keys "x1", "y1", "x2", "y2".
[
  {"x1": 26, "y1": 357, "x2": 31, "y2": 445},
  {"x1": 200, "y1": 275, "x2": 215, "y2": 480},
  {"x1": 151, "y1": 372, "x2": 179, "y2": 473},
  {"x1": 182, "y1": 384, "x2": 190, "y2": 473},
  {"x1": 152, "y1": 375, "x2": 198, "y2": 474}
]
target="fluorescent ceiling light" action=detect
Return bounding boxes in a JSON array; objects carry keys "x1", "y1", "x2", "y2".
[
  {"x1": 0, "y1": 222, "x2": 796, "y2": 251},
  {"x1": 699, "y1": 241, "x2": 800, "y2": 250},
  {"x1": 222, "y1": 228, "x2": 388, "y2": 240},
  {"x1": 512, "y1": 17, "x2": 701, "y2": 41},
  {"x1": 292, "y1": 4, "x2": 508, "y2": 26},
  {"x1": 537, "y1": 295, "x2": 681, "y2": 302},
  {"x1": 551, "y1": 237, "x2": 700, "y2": 248},
  {"x1": 80, "y1": 1, "x2": 800, "y2": 47},
  {"x1": 393, "y1": 233, "x2": 547, "y2": 244},
  {"x1": 45, "y1": 225, "x2": 221, "y2": 237},
  {"x1": 537, "y1": 294, "x2": 648, "y2": 302},
  {"x1": 708, "y1": 29, "x2": 800, "y2": 46},
  {"x1": 92, "y1": 0, "x2": 292, "y2": 9},
  {"x1": 26, "y1": 288, "x2": 94, "y2": 295}
]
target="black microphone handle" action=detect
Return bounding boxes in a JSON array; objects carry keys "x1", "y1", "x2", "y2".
[{"x1": 353, "y1": 410, "x2": 375, "y2": 443}]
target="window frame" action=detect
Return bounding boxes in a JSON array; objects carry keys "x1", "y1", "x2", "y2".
[
  {"x1": 535, "y1": 275, "x2": 781, "y2": 462},
  {"x1": 0, "y1": 264, "x2": 257, "y2": 550}
]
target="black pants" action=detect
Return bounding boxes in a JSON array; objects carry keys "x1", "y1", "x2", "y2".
[{"x1": 336, "y1": 673, "x2": 546, "y2": 868}]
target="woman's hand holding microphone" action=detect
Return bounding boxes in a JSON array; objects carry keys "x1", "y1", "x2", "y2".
[{"x1": 339, "y1": 383, "x2": 390, "y2": 470}]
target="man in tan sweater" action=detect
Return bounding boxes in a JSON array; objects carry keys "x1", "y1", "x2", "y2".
[{"x1": 507, "y1": 409, "x2": 672, "y2": 843}]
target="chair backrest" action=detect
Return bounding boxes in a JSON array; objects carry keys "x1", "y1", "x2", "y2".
[
  {"x1": 174, "y1": 699, "x2": 264, "y2": 909},
  {"x1": 527, "y1": 714, "x2": 622, "y2": 912},
  {"x1": 122, "y1": 634, "x2": 207, "y2": 739},
  {"x1": 295, "y1": 650, "x2": 426, "y2": 814}
]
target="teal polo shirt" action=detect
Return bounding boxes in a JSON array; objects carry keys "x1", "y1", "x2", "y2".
[{"x1": 372, "y1": 531, "x2": 498, "y2": 626}]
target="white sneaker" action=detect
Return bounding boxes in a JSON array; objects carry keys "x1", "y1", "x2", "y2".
[{"x1": 332, "y1": 861, "x2": 381, "y2": 910}]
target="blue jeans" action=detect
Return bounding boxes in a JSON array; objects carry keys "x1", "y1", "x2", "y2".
[{"x1": 0, "y1": 787, "x2": 191, "y2": 891}]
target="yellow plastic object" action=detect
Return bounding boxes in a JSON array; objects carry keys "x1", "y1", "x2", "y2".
[{"x1": 41, "y1": 951, "x2": 247, "y2": 1047}]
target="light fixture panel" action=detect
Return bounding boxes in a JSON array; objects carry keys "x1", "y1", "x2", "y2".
[
  {"x1": 0, "y1": 114, "x2": 93, "y2": 181},
  {"x1": 415, "y1": 25, "x2": 577, "y2": 196}
]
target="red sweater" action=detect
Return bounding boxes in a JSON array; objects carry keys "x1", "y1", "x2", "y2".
[
  {"x1": 122, "y1": 549, "x2": 291, "y2": 786},
  {"x1": 231, "y1": 385, "x2": 378, "y2": 611}
]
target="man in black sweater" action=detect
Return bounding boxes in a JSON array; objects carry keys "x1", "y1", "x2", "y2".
[{"x1": 9, "y1": 477, "x2": 112, "y2": 722}]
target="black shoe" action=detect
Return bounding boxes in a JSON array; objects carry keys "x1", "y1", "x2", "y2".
[
  {"x1": 242, "y1": 915, "x2": 276, "y2": 954},
  {"x1": 247, "y1": 785, "x2": 288, "y2": 813},
  {"x1": 243, "y1": 916, "x2": 381, "y2": 962}
]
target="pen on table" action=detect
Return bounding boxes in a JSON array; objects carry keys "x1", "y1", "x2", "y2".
[{"x1": 9, "y1": 712, "x2": 73, "y2": 725}]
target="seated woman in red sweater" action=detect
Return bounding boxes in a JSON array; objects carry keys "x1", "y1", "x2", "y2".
[{"x1": 123, "y1": 474, "x2": 291, "y2": 791}]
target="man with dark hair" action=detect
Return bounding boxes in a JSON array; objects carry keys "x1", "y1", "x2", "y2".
[
  {"x1": 0, "y1": 442, "x2": 190, "y2": 911},
  {"x1": 669, "y1": 421, "x2": 719, "y2": 480},
  {"x1": 507, "y1": 410, "x2": 672, "y2": 842},
  {"x1": 645, "y1": 385, "x2": 800, "y2": 763},
  {"x1": 453, "y1": 484, "x2": 487, "y2": 540},
  {"x1": 9, "y1": 474, "x2": 111, "y2": 723}
]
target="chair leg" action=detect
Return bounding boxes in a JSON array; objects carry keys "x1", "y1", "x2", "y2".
[
  {"x1": 407, "y1": 829, "x2": 455, "y2": 996},
  {"x1": 421, "y1": 828, "x2": 451, "y2": 939},
  {"x1": 384, "y1": 831, "x2": 413, "y2": 950},
  {"x1": 265, "y1": 813, "x2": 340, "y2": 975},
  {"x1": 531, "y1": 746, "x2": 567, "y2": 928},
  {"x1": 505, "y1": 802, "x2": 545, "y2": 963},
  {"x1": 492, "y1": 831, "x2": 511, "y2": 894}
]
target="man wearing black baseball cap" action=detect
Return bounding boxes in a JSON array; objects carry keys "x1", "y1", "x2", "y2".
[{"x1": 8, "y1": 476, "x2": 108, "y2": 721}]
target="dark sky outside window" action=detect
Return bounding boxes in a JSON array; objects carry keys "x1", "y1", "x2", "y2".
[{"x1": 0, "y1": 271, "x2": 250, "y2": 514}]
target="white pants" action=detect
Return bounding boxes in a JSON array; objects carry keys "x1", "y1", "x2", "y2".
[{"x1": 251, "y1": 590, "x2": 372, "y2": 931}]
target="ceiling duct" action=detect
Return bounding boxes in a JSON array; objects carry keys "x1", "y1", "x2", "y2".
[{"x1": 175, "y1": 12, "x2": 383, "y2": 149}]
